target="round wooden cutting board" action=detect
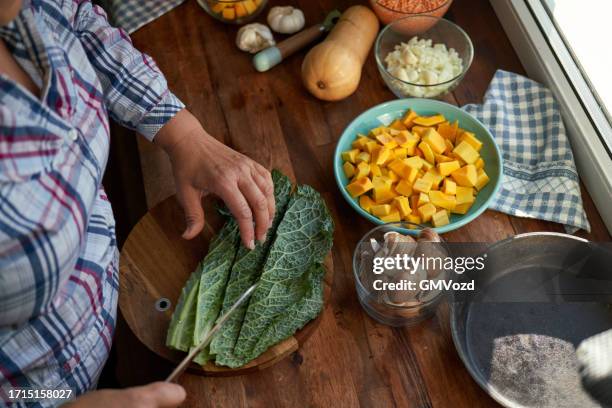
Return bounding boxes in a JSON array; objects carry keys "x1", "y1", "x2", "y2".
[{"x1": 119, "y1": 195, "x2": 334, "y2": 377}]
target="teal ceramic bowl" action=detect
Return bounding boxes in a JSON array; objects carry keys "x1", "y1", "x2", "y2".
[{"x1": 334, "y1": 98, "x2": 503, "y2": 235}]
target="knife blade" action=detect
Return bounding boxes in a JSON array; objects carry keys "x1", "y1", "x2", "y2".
[{"x1": 165, "y1": 283, "x2": 258, "y2": 382}]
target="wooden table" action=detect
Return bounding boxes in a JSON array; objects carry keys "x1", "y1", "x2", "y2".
[{"x1": 109, "y1": 0, "x2": 612, "y2": 406}]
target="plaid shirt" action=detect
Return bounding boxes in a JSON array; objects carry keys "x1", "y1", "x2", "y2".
[{"x1": 0, "y1": 0, "x2": 184, "y2": 405}]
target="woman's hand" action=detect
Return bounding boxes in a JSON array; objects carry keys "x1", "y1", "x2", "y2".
[
  {"x1": 64, "y1": 382, "x2": 185, "y2": 408},
  {"x1": 155, "y1": 109, "x2": 274, "y2": 249}
]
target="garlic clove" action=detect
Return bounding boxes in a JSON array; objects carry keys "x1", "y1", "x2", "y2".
[{"x1": 236, "y1": 23, "x2": 275, "y2": 54}]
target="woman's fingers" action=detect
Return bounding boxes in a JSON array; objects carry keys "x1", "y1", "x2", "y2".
[
  {"x1": 176, "y1": 185, "x2": 205, "y2": 240},
  {"x1": 217, "y1": 183, "x2": 255, "y2": 249},
  {"x1": 238, "y1": 176, "x2": 271, "y2": 244},
  {"x1": 252, "y1": 166, "x2": 275, "y2": 226}
]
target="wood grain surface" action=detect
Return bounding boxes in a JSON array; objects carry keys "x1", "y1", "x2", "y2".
[
  {"x1": 111, "y1": 0, "x2": 612, "y2": 406},
  {"x1": 119, "y1": 195, "x2": 334, "y2": 376}
]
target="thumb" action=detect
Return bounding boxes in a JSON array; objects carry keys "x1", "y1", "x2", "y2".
[
  {"x1": 136, "y1": 382, "x2": 186, "y2": 407},
  {"x1": 177, "y1": 185, "x2": 205, "y2": 240}
]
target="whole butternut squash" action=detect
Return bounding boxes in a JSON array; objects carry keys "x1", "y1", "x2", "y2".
[{"x1": 302, "y1": 6, "x2": 379, "y2": 101}]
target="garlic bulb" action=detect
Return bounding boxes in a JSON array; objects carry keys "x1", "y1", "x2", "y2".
[
  {"x1": 267, "y1": 6, "x2": 305, "y2": 34},
  {"x1": 236, "y1": 23, "x2": 275, "y2": 54}
]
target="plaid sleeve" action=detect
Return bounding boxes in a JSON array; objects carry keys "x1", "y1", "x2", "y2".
[{"x1": 68, "y1": 0, "x2": 184, "y2": 141}]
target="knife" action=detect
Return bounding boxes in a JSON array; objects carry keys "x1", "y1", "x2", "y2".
[
  {"x1": 252, "y1": 9, "x2": 341, "y2": 72},
  {"x1": 165, "y1": 283, "x2": 258, "y2": 382}
]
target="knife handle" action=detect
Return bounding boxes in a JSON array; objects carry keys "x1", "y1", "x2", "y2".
[{"x1": 253, "y1": 24, "x2": 326, "y2": 72}]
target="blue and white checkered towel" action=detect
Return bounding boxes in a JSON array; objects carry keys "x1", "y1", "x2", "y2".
[
  {"x1": 463, "y1": 70, "x2": 590, "y2": 233},
  {"x1": 98, "y1": 0, "x2": 186, "y2": 34}
]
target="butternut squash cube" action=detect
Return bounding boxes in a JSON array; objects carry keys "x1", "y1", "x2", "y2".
[
  {"x1": 475, "y1": 169, "x2": 490, "y2": 191},
  {"x1": 424, "y1": 168, "x2": 444, "y2": 187},
  {"x1": 451, "y1": 165, "x2": 477, "y2": 187},
  {"x1": 435, "y1": 154, "x2": 453, "y2": 163},
  {"x1": 452, "y1": 202, "x2": 473, "y2": 215},
  {"x1": 418, "y1": 141, "x2": 435, "y2": 164},
  {"x1": 369, "y1": 163, "x2": 382, "y2": 178},
  {"x1": 375, "y1": 133, "x2": 398, "y2": 149},
  {"x1": 405, "y1": 214, "x2": 422, "y2": 225},
  {"x1": 444, "y1": 138, "x2": 454, "y2": 154},
  {"x1": 409, "y1": 195, "x2": 420, "y2": 213},
  {"x1": 392, "y1": 196, "x2": 412, "y2": 218},
  {"x1": 235, "y1": 3, "x2": 248, "y2": 18},
  {"x1": 405, "y1": 166, "x2": 419, "y2": 184},
  {"x1": 389, "y1": 119, "x2": 407, "y2": 131},
  {"x1": 343, "y1": 162, "x2": 355, "y2": 179},
  {"x1": 453, "y1": 141, "x2": 479, "y2": 164},
  {"x1": 401, "y1": 109, "x2": 418, "y2": 127},
  {"x1": 437, "y1": 120, "x2": 459, "y2": 142},
  {"x1": 359, "y1": 195, "x2": 376, "y2": 213},
  {"x1": 404, "y1": 156, "x2": 424, "y2": 170},
  {"x1": 413, "y1": 114, "x2": 445, "y2": 127},
  {"x1": 413, "y1": 177, "x2": 433, "y2": 194},
  {"x1": 432, "y1": 209, "x2": 450, "y2": 227},
  {"x1": 365, "y1": 141, "x2": 379, "y2": 154},
  {"x1": 355, "y1": 162, "x2": 370, "y2": 179},
  {"x1": 352, "y1": 136, "x2": 370, "y2": 150},
  {"x1": 422, "y1": 128, "x2": 447, "y2": 155},
  {"x1": 437, "y1": 160, "x2": 461, "y2": 177},
  {"x1": 372, "y1": 146, "x2": 392, "y2": 165},
  {"x1": 411, "y1": 126, "x2": 429, "y2": 136},
  {"x1": 242, "y1": 0, "x2": 257, "y2": 14},
  {"x1": 443, "y1": 178, "x2": 457, "y2": 195},
  {"x1": 455, "y1": 186, "x2": 475, "y2": 204},
  {"x1": 341, "y1": 149, "x2": 360, "y2": 163},
  {"x1": 418, "y1": 203, "x2": 437, "y2": 222},
  {"x1": 346, "y1": 177, "x2": 373, "y2": 198},
  {"x1": 417, "y1": 192, "x2": 430, "y2": 207},
  {"x1": 212, "y1": 3, "x2": 227, "y2": 13},
  {"x1": 388, "y1": 159, "x2": 412, "y2": 180},
  {"x1": 371, "y1": 204, "x2": 392, "y2": 217},
  {"x1": 457, "y1": 131, "x2": 483, "y2": 152},
  {"x1": 383, "y1": 170, "x2": 400, "y2": 183},
  {"x1": 380, "y1": 210, "x2": 401, "y2": 223},
  {"x1": 372, "y1": 177, "x2": 396, "y2": 203},
  {"x1": 429, "y1": 191, "x2": 457, "y2": 211},
  {"x1": 393, "y1": 147, "x2": 408, "y2": 160},
  {"x1": 421, "y1": 160, "x2": 433, "y2": 171},
  {"x1": 395, "y1": 180, "x2": 413, "y2": 196},
  {"x1": 222, "y1": 7, "x2": 236, "y2": 19},
  {"x1": 369, "y1": 126, "x2": 386, "y2": 137},
  {"x1": 356, "y1": 151, "x2": 370, "y2": 163},
  {"x1": 474, "y1": 157, "x2": 485, "y2": 170}
]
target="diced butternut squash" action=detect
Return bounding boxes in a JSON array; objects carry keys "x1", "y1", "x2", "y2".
[
  {"x1": 365, "y1": 141, "x2": 379, "y2": 154},
  {"x1": 405, "y1": 213, "x2": 422, "y2": 225},
  {"x1": 352, "y1": 136, "x2": 370, "y2": 150},
  {"x1": 359, "y1": 195, "x2": 376, "y2": 213},
  {"x1": 393, "y1": 147, "x2": 408, "y2": 160},
  {"x1": 435, "y1": 154, "x2": 453, "y2": 163},
  {"x1": 413, "y1": 114, "x2": 445, "y2": 127},
  {"x1": 355, "y1": 162, "x2": 370, "y2": 179},
  {"x1": 388, "y1": 159, "x2": 412, "y2": 180},
  {"x1": 458, "y1": 131, "x2": 483, "y2": 152},
  {"x1": 417, "y1": 192, "x2": 430, "y2": 206},
  {"x1": 211, "y1": 3, "x2": 227, "y2": 13},
  {"x1": 432, "y1": 209, "x2": 450, "y2": 227},
  {"x1": 443, "y1": 178, "x2": 456, "y2": 195},
  {"x1": 438, "y1": 160, "x2": 461, "y2": 177},
  {"x1": 384, "y1": 170, "x2": 399, "y2": 183},
  {"x1": 369, "y1": 163, "x2": 382, "y2": 178},
  {"x1": 418, "y1": 141, "x2": 435, "y2": 164},
  {"x1": 235, "y1": 3, "x2": 248, "y2": 17},
  {"x1": 376, "y1": 133, "x2": 398, "y2": 149},
  {"x1": 404, "y1": 156, "x2": 423, "y2": 170},
  {"x1": 380, "y1": 210, "x2": 401, "y2": 223},
  {"x1": 421, "y1": 128, "x2": 447, "y2": 155},
  {"x1": 444, "y1": 138, "x2": 454, "y2": 153},
  {"x1": 413, "y1": 177, "x2": 433, "y2": 194},
  {"x1": 356, "y1": 151, "x2": 370, "y2": 163},
  {"x1": 341, "y1": 149, "x2": 359, "y2": 163},
  {"x1": 411, "y1": 126, "x2": 429, "y2": 136},
  {"x1": 437, "y1": 120, "x2": 458, "y2": 142},
  {"x1": 453, "y1": 141, "x2": 479, "y2": 164},
  {"x1": 392, "y1": 196, "x2": 412, "y2": 218},
  {"x1": 475, "y1": 169, "x2": 490, "y2": 190},
  {"x1": 452, "y1": 202, "x2": 473, "y2": 215},
  {"x1": 222, "y1": 7, "x2": 236, "y2": 19},
  {"x1": 372, "y1": 146, "x2": 392, "y2": 165},
  {"x1": 474, "y1": 157, "x2": 485, "y2": 170},
  {"x1": 372, "y1": 176, "x2": 396, "y2": 203},
  {"x1": 418, "y1": 203, "x2": 437, "y2": 222},
  {"x1": 371, "y1": 204, "x2": 392, "y2": 217},
  {"x1": 429, "y1": 191, "x2": 456, "y2": 211},
  {"x1": 425, "y1": 168, "x2": 444, "y2": 187},
  {"x1": 343, "y1": 162, "x2": 355, "y2": 178},
  {"x1": 346, "y1": 177, "x2": 373, "y2": 197},
  {"x1": 451, "y1": 164, "x2": 478, "y2": 187},
  {"x1": 395, "y1": 180, "x2": 413, "y2": 196},
  {"x1": 455, "y1": 186, "x2": 475, "y2": 204},
  {"x1": 401, "y1": 109, "x2": 418, "y2": 127},
  {"x1": 389, "y1": 119, "x2": 407, "y2": 131},
  {"x1": 242, "y1": 0, "x2": 257, "y2": 14}
]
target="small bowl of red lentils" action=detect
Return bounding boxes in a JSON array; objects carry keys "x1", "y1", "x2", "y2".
[{"x1": 370, "y1": 0, "x2": 452, "y2": 28}]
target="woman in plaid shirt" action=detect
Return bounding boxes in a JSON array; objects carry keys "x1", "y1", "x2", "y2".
[{"x1": 0, "y1": 0, "x2": 275, "y2": 406}]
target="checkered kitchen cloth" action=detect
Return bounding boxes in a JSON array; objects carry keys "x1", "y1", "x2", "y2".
[
  {"x1": 97, "y1": 0, "x2": 186, "y2": 34},
  {"x1": 463, "y1": 70, "x2": 590, "y2": 233}
]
